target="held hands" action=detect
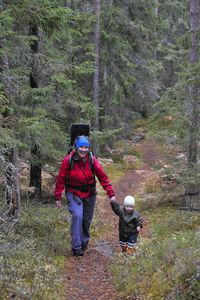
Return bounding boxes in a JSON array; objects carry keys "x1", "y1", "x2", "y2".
[
  {"x1": 110, "y1": 196, "x2": 116, "y2": 202},
  {"x1": 137, "y1": 226, "x2": 141, "y2": 232},
  {"x1": 56, "y1": 200, "x2": 61, "y2": 208}
]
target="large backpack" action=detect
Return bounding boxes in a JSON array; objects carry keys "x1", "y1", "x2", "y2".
[
  {"x1": 68, "y1": 123, "x2": 90, "y2": 154},
  {"x1": 67, "y1": 123, "x2": 95, "y2": 177}
]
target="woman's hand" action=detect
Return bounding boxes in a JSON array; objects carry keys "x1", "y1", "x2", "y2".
[
  {"x1": 56, "y1": 200, "x2": 61, "y2": 208},
  {"x1": 110, "y1": 196, "x2": 116, "y2": 202},
  {"x1": 137, "y1": 226, "x2": 141, "y2": 232}
]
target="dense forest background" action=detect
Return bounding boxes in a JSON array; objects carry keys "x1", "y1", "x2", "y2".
[
  {"x1": 0, "y1": 0, "x2": 199, "y2": 219},
  {"x1": 0, "y1": 0, "x2": 200, "y2": 299},
  {"x1": 1, "y1": 0, "x2": 199, "y2": 209}
]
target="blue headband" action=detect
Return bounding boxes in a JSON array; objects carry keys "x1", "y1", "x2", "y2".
[{"x1": 77, "y1": 137, "x2": 89, "y2": 149}]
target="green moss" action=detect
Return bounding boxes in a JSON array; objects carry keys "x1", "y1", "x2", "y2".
[
  {"x1": 112, "y1": 140, "x2": 143, "y2": 160},
  {"x1": 127, "y1": 144, "x2": 143, "y2": 159},
  {"x1": 132, "y1": 119, "x2": 148, "y2": 132},
  {"x1": 103, "y1": 163, "x2": 126, "y2": 183}
]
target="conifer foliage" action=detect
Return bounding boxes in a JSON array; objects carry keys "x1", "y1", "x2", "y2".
[{"x1": 0, "y1": 0, "x2": 199, "y2": 206}]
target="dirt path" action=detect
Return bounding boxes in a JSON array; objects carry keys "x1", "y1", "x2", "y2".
[{"x1": 61, "y1": 140, "x2": 161, "y2": 300}]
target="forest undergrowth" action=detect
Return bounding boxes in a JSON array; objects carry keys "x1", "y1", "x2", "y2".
[
  {"x1": 110, "y1": 187, "x2": 200, "y2": 300},
  {"x1": 0, "y1": 133, "x2": 199, "y2": 300},
  {"x1": 109, "y1": 135, "x2": 200, "y2": 300}
]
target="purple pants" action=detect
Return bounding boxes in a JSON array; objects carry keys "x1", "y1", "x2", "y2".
[{"x1": 66, "y1": 191, "x2": 96, "y2": 250}]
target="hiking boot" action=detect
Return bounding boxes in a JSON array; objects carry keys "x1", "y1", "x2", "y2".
[
  {"x1": 72, "y1": 249, "x2": 84, "y2": 257},
  {"x1": 82, "y1": 243, "x2": 88, "y2": 252}
]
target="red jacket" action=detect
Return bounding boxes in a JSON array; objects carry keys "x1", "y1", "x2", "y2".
[{"x1": 55, "y1": 151, "x2": 115, "y2": 200}]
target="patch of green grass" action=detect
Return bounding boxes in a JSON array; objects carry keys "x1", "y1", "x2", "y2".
[
  {"x1": 112, "y1": 140, "x2": 143, "y2": 161},
  {"x1": 110, "y1": 137, "x2": 143, "y2": 165},
  {"x1": 132, "y1": 118, "x2": 148, "y2": 132},
  {"x1": 127, "y1": 144, "x2": 143, "y2": 159},
  {"x1": 103, "y1": 163, "x2": 126, "y2": 183}
]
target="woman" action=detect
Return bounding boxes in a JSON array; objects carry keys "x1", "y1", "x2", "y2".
[{"x1": 55, "y1": 136, "x2": 116, "y2": 257}]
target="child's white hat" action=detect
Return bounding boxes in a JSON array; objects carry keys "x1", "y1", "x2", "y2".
[{"x1": 124, "y1": 195, "x2": 135, "y2": 207}]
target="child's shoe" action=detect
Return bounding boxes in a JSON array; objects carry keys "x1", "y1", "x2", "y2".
[
  {"x1": 126, "y1": 247, "x2": 134, "y2": 254},
  {"x1": 121, "y1": 246, "x2": 127, "y2": 253}
]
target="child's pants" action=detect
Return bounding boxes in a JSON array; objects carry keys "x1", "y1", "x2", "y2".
[
  {"x1": 120, "y1": 235, "x2": 137, "y2": 253},
  {"x1": 66, "y1": 191, "x2": 96, "y2": 250}
]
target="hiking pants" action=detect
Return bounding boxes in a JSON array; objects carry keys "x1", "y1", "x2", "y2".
[{"x1": 66, "y1": 191, "x2": 96, "y2": 250}]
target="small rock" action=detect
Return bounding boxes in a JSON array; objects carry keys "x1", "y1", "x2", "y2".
[{"x1": 78, "y1": 267, "x2": 86, "y2": 272}]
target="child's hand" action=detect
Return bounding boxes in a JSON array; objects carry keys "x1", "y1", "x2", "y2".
[
  {"x1": 110, "y1": 196, "x2": 116, "y2": 202},
  {"x1": 56, "y1": 200, "x2": 61, "y2": 208},
  {"x1": 137, "y1": 226, "x2": 141, "y2": 232}
]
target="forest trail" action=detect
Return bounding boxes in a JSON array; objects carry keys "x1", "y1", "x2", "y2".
[{"x1": 61, "y1": 140, "x2": 162, "y2": 300}]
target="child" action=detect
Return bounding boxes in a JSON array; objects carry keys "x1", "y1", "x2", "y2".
[{"x1": 110, "y1": 195, "x2": 143, "y2": 254}]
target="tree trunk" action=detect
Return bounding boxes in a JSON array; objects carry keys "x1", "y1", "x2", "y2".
[
  {"x1": 0, "y1": 3, "x2": 3, "y2": 75},
  {"x1": 29, "y1": 23, "x2": 42, "y2": 199},
  {"x1": 93, "y1": 0, "x2": 101, "y2": 156},
  {"x1": 154, "y1": 0, "x2": 158, "y2": 60},
  {"x1": 64, "y1": 0, "x2": 71, "y2": 8},
  {"x1": 29, "y1": 144, "x2": 42, "y2": 198},
  {"x1": 93, "y1": 0, "x2": 100, "y2": 129},
  {"x1": 6, "y1": 148, "x2": 21, "y2": 218},
  {"x1": 0, "y1": 2, "x2": 21, "y2": 219},
  {"x1": 186, "y1": 0, "x2": 199, "y2": 197},
  {"x1": 0, "y1": 2, "x2": 3, "y2": 50}
]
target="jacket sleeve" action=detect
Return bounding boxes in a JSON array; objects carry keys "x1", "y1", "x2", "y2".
[
  {"x1": 110, "y1": 202, "x2": 123, "y2": 216},
  {"x1": 136, "y1": 213, "x2": 143, "y2": 228},
  {"x1": 54, "y1": 156, "x2": 69, "y2": 201},
  {"x1": 93, "y1": 156, "x2": 115, "y2": 198}
]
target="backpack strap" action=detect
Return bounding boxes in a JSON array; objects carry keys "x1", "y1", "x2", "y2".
[
  {"x1": 88, "y1": 152, "x2": 94, "y2": 176},
  {"x1": 65, "y1": 153, "x2": 73, "y2": 186},
  {"x1": 68, "y1": 153, "x2": 74, "y2": 172}
]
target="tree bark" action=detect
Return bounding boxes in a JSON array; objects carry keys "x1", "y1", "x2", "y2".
[
  {"x1": 6, "y1": 148, "x2": 21, "y2": 218},
  {"x1": 93, "y1": 0, "x2": 101, "y2": 156},
  {"x1": 93, "y1": 0, "x2": 100, "y2": 129},
  {"x1": 190, "y1": 0, "x2": 199, "y2": 66},
  {"x1": 154, "y1": 0, "x2": 158, "y2": 60},
  {"x1": 29, "y1": 144, "x2": 42, "y2": 198},
  {"x1": 29, "y1": 23, "x2": 42, "y2": 198},
  {"x1": 186, "y1": 0, "x2": 199, "y2": 196},
  {"x1": 1, "y1": 2, "x2": 21, "y2": 219},
  {"x1": 64, "y1": 0, "x2": 71, "y2": 8}
]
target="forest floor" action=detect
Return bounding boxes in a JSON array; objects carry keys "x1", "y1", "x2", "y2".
[{"x1": 60, "y1": 140, "x2": 163, "y2": 300}]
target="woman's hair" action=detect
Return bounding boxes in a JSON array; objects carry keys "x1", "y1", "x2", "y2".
[{"x1": 73, "y1": 135, "x2": 90, "y2": 151}]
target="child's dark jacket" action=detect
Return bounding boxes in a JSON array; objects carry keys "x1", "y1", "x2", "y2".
[{"x1": 111, "y1": 202, "x2": 143, "y2": 238}]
